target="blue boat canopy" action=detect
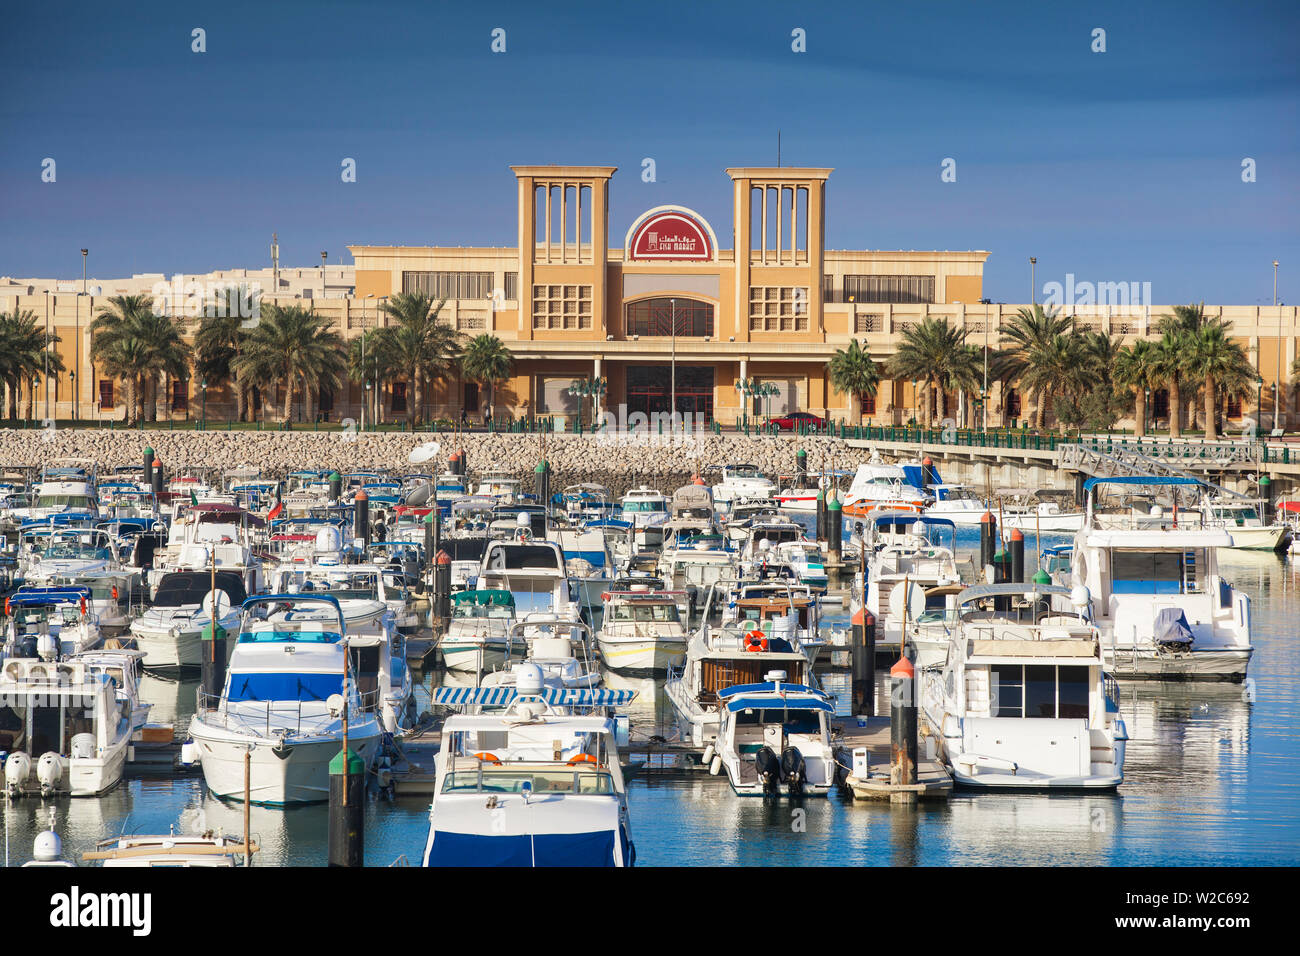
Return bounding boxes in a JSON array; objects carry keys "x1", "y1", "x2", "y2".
[
  {"x1": 718, "y1": 681, "x2": 825, "y2": 699},
  {"x1": 9, "y1": 587, "x2": 93, "y2": 607},
  {"x1": 723, "y1": 694, "x2": 835, "y2": 713}
]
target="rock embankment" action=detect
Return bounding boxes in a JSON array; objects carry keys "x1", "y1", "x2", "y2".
[{"x1": 0, "y1": 428, "x2": 874, "y2": 494}]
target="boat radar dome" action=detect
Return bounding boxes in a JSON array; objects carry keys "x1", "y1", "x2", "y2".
[
  {"x1": 1070, "y1": 585, "x2": 1091, "y2": 609},
  {"x1": 515, "y1": 662, "x2": 545, "y2": 696},
  {"x1": 32, "y1": 831, "x2": 63, "y2": 862},
  {"x1": 764, "y1": 670, "x2": 788, "y2": 683},
  {"x1": 516, "y1": 511, "x2": 531, "y2": 528}
]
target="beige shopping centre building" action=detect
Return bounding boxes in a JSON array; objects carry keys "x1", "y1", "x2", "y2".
[{"x1": 2, "y1": 164, "x2": 1295, "y2": 428}]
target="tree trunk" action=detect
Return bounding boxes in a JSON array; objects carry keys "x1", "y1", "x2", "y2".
[
  {"x1": 235, "y1": 373, "x2": 248, "y2": 422},
  {"x1": 1134, "y1": 393, "x2": 1146, "y2": 436},
  {"x1": 1204, "y1": 375, "x2": 1217, "y2": 441},
  {"x1": 1168, "y1": 378, "x2": 1182, "y2": 438},
  {"x1": 282, "y1": 375, "x2": 294, "y2": 425}
]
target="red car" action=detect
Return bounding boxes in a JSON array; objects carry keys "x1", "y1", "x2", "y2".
[{"x1": 766, "y1": 411, "x2": 828, "y2": 431}]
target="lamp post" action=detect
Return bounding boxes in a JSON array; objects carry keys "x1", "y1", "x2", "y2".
[
  {"x1": 321, "y1": 251, "x2": 328, "y2": 301},
  {"x1": 669, "y1": 298, "x2": 677, "y2": 425},
  {"x1": 361, "y1": 294, "x2": 375, "y2": 432},
  {"x1": 200, "y1": 381, "x2": 207, "y2": 430},
  {"x1": 1275, "y1": 260, "x2": 1283, "y2": 432},
  {"x1": 566, "y1": 377, "x2": 607, "y2": 430},
  {"x1": 75, "y1": 291, "x2": 87, "y2": 422},
  {"x1": 1029, "y1": 257, "x2": 1037, "y2": 305},
  {"x1": 1144, "y1": 387, "x2": 1151, "y2": 437}
]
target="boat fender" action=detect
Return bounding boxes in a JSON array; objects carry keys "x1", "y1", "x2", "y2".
[
  {"x1": 702, "y1": 744, "x2": 715, "y2": 766},
  {"x1": 709, "y1": 755, "x2": 721, "y2": 775},
  {"x1": 566, "y1": 754, "x2": 598, "y2": 766}
]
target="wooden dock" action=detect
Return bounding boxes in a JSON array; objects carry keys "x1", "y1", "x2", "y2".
[{"x1": 835, "y1": 717, "x2": 952, "y2": 802}]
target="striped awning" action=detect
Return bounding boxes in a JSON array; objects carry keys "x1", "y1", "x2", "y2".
[{"x1": 431, "y1": 686, "x2": 638, "y2": 709}]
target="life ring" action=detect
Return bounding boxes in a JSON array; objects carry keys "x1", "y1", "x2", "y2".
[
  {"x1": 744, "y1": 630, "x2": 769, "y2": 653},
  {"x1": 473, "y1": 752, "x2": 501, "y2": 765},
  {"x1": 566, "y1": 754, "x2": 598, "y2": 766}
]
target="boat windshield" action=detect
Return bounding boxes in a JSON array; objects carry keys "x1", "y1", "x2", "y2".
[
  {"x1": 226, "y1": 672, "x2": 343, "y2": 702},
  {"x1": 441, "y1": 768, "x2": 615, "y2": 795},
  {"x1": 610, "y1": 602, "x2": 680, "y2": 623},
  {"x1": 623, "y1": 500, "x2": 665, "y2": 512},
  {"x1": 30, "y1": 535, "x2": 111, "y2": 559},
  {"x1": 452, "y1": 602, "x2": 513, "y2": 620},
  {"x1": 35, "y1": 494, "x2": 96, "y2": 509},
  {"x1": 734, "y1": 708, "x2": 823, "y2": 734}
]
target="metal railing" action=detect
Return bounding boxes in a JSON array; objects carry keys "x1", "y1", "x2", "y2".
[{"x1": 195, "y1": 687, "x2": 380, "y2": 738}]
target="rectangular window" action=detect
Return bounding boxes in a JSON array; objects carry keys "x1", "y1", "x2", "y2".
[
  {"x1": 823, "y1": 274, "x2": 834, "y2": 301},
  {"x1": 171, "y1": 380, "x2": 188, "y2": 411},
  {"x1": 854, "y1": 313, "x2": 881, "y2": 333},
  {"x1": 1226, "y1": 394, "x2": 1242, "y2": 418},
  {"x1": 99, "y1": 381, "x2": 114, "y2": 409},
  {"x1": 504, "y1": 272, "x2": 518, "y2": 301},
  {"x1": 1111, "y1": 549, "x2": 1185, "y2": 595},
  {"x1": 391, "y1": 382, "x2": 408, "y2": 413},
  {"x1": 992, "y1": 664, "x2": 1024, "y2": 718},
  {"x1": 625, "y1": 298, "x2": 713, "y2": 337},
  {"x1": 861, "y1": 392, "x2": 876, "y2": 415},
  {"x1": 532, "y1": 284, "x2": 593, "y2": 330},
  {"x1": 843, "y1": 275, "x2": 935, "y2": 304},
  {"x1": 401, "y1": 271, "x2": 495, "y2": 299},
  {"x1": 748, "y1": 286, "x2": 810, "y2": 332},
  {"x1": 992, "y1": 664, "x2": 1091, "y2": 719}
]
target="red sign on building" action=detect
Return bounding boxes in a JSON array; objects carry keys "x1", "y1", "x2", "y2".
[{"x1": 626, "y1": 207, "x2": 715, "y2": 261}]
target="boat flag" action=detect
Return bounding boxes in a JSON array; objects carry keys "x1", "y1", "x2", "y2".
[{"x1": 267, "y1": 500, "x2": 284, "y2": 521}]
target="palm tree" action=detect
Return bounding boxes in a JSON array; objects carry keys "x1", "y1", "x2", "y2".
[
  {"x1": 89, "y1": 295, "x2": 190, "y2": 424},
  {"x1": 886, "y1": 318, "x2": 971, "y2": 426},
  {"x1": 1113, "y1": 338, "x2": 1161, "y2": 436},
  {"x1": 1185, "y1": 324, "x2": 1254, "y2": 440},
  {"x1": 375, "y1": 292, "x2": 462, "y2": 425},
  {"x1": 998, "y1": 305, "x2": 1081, "y2": 429},
  {"x1": 1153, "y1": 303, "x2": 1228, "y2": 435},
  {"x1": 0, "y1": 309, "x2": 63, "y2": 422},
  {"x1": 460, "y1": 334, "x2": 515, "y2": 423},
  {"x1": 826, "y1": 339, "x2": 880, "y2": 426},
  {"x1": 194, "y1": 285, "x2": 259, "y2": 421},
  {"x1": 234, "y1": 304, "x2": 345, "y2": 426}
]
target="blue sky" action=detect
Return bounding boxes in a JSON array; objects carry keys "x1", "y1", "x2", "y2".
[{"x1": 1, "y1": 0, "x2": 1296, "y2": 304}]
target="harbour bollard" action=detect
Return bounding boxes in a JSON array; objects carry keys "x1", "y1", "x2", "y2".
[
  {"x1": 434, "y1": 550, "x2": 452, "y2": 633},
  {"x1": 795, "y1": 448, "x2": 807, "y2": 486},
  {"x1": 979, "y1": 510, "x2": 996, "y2": 573},
  {"x1": 457, "y1": 448, "x2": 467, "y2": 477},
  {"x1": 1259, "y1": 475, "x2": 1272, "y2": 526},
  {"x1": 816, "y1": 489, "x2": 827, "y2": 545},
  {"x1": 1009, "y1": 528, "x2": 1025, "y2": 583},
  {"x1": 920, "y1": 456, "x2": 933, "y2": 495},
  {"x1": 327, "y1": 748, "x2": 365, "y2": 867},
  {"x1": 143, "y1": 446, "x2": 154, "y2": 483},
  {"x1": 535, "y1": 459, "x2": 550, "y2": 506},
  {"x1": 1032, "y1": 569, "x2": 1053, "y2": 618},
  {"x1": 328, "y1": 470, "x2": 342, "y2": 503},
  {"x1": 826, "y1": 492, "x2": 842, "y2": 586},
  {"x1": 852, "y1": 608, "x2": 877, "y2": 716},
  {"x1": 151, "y1": 457, "x2": 164, "y2": 497},
  {"x1": 993, "y1": 548, "x2": 1010, "y2": 611},
  {"x1": 200, "y1": 620, "x2": 226, "y2": 703},
  {"x1": 354, "y1": 489, "x2": 370, "y2": 547},
  {"x1": 890, "y1": 656, "x2": 918, "y2": 794}
]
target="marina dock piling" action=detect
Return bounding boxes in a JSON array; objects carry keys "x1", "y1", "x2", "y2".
[
  {"x1": 979, "y1": 510, "x2": 996, "y2": 573},
  {"x1": 889, "y1": 656, "x2": 918, "y2": 800},
  {"x1": 1009, "y1": 528, "x2": 1025, "y2": 582},
  {"x1": 852, "y1": 608, "x2": 877, "y2": 715},
  {"x1": 329, "y1": 470, "x2": 342, "y2": 503},
  {"x1": 827, "y1": 492, "x2": 842, "y2": 585},
  {"x1": 816, "y1": 488, "x2": 827, "y2": 544},
  {"x1": 200, "y1": 620, "x2": 226, "y2": 702},
  {"x1": 1260, "y1": 475, "x2": 1272, "y2": 524},
  {"x1": 535, "y1": 459, "x2": 550, "y2": 504},
  {"x1": 151, "y1": 457, "x2": 164, "y2": 497},
  {"x1": 796, "y1": 448, "x2": 807, "y2": 485},
  {"x1": 327, "y1": 748, "x2": 365, "y2": 867},
  {"x1": 143, "y1": 446, "x2": 154, "y2": 483},
  {"x1": 354, "y1": 489, "x2": 370, "y2": 546},
  {"x1": 434, "y1": 550, "x2": 451, "y2": 633}
]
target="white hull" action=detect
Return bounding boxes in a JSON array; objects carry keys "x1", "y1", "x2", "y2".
[
  {"x1": 597, "y1": 636, "x2": 686, "y2": 673},
  {"x1": 1002, "y1": 512, "x2": 1085, "y2": 533},
  {"x1": 439, "y1": 640, "x2": 515, "y2": 673},
  {"x1": 1222, "y1": 525, "x2": 1289, "y2": 551},
  {"x1": 664, "y1": 678, "x2": 719, "y2": 748},
  {"x1": 190, "y1": 725, "x2": 380, "y2": 805},
  {"x1": 1101, "y1": 646, "x2": 1251, "y2": 681},
  {"x1": 132, "y1": 625, "x2": 218, "y2": 669}
]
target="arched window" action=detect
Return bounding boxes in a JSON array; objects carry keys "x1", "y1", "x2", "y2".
[{"x1": 624, "y1": 298, "x2": 713, "y2": 337}]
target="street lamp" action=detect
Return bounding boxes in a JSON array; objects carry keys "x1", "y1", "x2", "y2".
[
  {"x1": 566, "y1": 377, "x2": 607, "y2": 429},
  {"x1": 321, "y1": 251, "x2": 328, "y2": 300},
  {"x1": 1029, "y1": 257, "x2": 1037, "y2": 305},
  {"x1": 1144, "y1": 387, "x2": 1151, "y2": 437},
  {"x1": 670, "y1": 298, "x2": 677, "y2": 424},
  {"x1": 200, "y1": 380, "x2": 207, "y2": 430}
]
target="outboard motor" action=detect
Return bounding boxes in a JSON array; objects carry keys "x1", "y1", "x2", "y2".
[
  {"x1": 781, "y1": 746, "x2": 807, "y2": 798},
  {"x1": 5, "y1": 752, "x2": 32, "y2": 796},
  {"x1": 36, "y1": 752, "x2": 65, "y2": 797},
  {"x1": 754, "y1": 746, "x2": 783, "y2": 796}
]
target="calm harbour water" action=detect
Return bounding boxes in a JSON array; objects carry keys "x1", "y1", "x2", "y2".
[{"x1": 4, "y1": 530, "x2": 1297, "y2": 867}]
